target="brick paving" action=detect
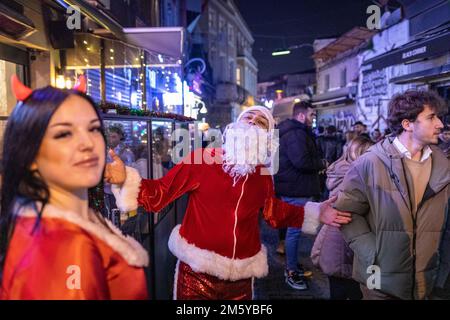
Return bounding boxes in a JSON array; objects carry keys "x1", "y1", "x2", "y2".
[{"x1": 254, "y1": 220, "x2": 330, "y2": 300}]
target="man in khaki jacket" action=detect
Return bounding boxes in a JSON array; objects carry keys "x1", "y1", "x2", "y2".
[{"x1": 334, "y1": 90, "x2": 450, "y2": 300}]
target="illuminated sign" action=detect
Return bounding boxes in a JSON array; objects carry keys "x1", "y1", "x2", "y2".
[
  {"x1": 163, "y1": 92, "x2": 182, "y2": 106},
  {"x1": 149, "y1": 70, "x2": 157, "y2": 88},
  {"x1": 191, "y1": 73, "x2": 203, "y2": 95}
]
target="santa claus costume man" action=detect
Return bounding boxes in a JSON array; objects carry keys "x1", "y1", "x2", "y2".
[{"x1": 107, "y1": 106, "x2": 351, "y2": 300}]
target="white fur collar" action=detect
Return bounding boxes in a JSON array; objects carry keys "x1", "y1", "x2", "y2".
[{"x1": 17, "y1": 203, "x2": 149, "y2": 268}]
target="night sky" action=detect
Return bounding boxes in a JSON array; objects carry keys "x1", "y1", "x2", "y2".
[{"x1": 235, "y1": 0, "x2": 379, "y2": 81}]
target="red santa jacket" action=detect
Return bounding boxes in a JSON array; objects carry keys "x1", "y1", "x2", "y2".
[
  {"x1": 112, "y1": 148, "x2": 321, "y2": 281},
  {"x1": 1, "y1": 204, "x2": 148, "y2": 300}
]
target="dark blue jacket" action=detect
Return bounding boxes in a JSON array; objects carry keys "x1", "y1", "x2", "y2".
[{"x1": 274, "y1": 119, "x2": 325, "y2": 198}]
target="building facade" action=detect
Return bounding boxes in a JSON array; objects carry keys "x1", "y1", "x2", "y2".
[
  {"x1": 192, "y1": 0, "x2": 258, "y2": 128},
  {"x1": 0, "y1": 0, "x2": 191, "y2": 117},
  {"x1": 359, "y1": 0, "x2": 450, "y2": 132},
  {"x1": 312, "y1": 28, "x2": 376, "y2": 132}
]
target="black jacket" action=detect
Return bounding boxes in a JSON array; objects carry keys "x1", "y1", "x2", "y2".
[
  {"x1": 317, "y1": 134, "x2": 343, "y2": 164},
  {"x1": 274, "y1": 119, "x2": 326, "y2": 197}
]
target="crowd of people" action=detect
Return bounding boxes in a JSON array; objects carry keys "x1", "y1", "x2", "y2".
[
  {"x1": 274, "y1": 95, "x2": 449, "y2": 300},
  {"x1": 315, "y1": 121, "x2": 391, "y2": 169},
  {"x1": 0, "y1": 75, "x2": 448, "y2": 300}
]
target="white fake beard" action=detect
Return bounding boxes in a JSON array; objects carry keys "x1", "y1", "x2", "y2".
[{"x1": 222, "y1": 122, "x2": 271, "y2": 183}]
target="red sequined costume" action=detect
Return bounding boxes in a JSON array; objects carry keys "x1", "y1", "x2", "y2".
[
  {"x1": 1, "y1": 204, "x2": 149, "y2": 300},
  {"x1": 112, "y1": 148, "x2": 322, "y2": 300}
]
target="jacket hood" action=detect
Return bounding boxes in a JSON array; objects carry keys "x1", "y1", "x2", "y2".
[
  {"x1": 326, "y1": 158, "x2": 350, "y2": 194},
  {"x1": 277, "y1": 119, "x2": 310, "y2": 138},
  {"x1": 370, "y1": 137, "x2": 450, "y2": 193}
]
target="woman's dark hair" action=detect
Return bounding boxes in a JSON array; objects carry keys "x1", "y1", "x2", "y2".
[
  {"x1": 0, "y1": 86, "x2": 107, "y2": 280},
  {"x1": 387, "y1": 90, "x2": 446, "y2": 135}
]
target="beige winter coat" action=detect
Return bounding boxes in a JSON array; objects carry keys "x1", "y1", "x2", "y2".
[{"x1": 334, "y1": 137, "x2": 450, "y2": 300}]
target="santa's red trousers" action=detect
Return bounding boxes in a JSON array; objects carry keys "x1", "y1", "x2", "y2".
[{"x1": 175, "y1": 261, "x2": 252, "y2": 300}]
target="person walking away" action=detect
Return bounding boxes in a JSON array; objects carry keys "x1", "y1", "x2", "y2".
[
  {"x1": 311, "y1": 136, "x2": 374, "y2": 299},
  {"x1": 274, "y1": 101, "x2": 327, "y2": 290}
]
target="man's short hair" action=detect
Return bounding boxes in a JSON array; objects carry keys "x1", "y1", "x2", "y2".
[
  {"x1": 353, "y1": 121, "x2": 364, "y2": 127},
  {"x1": 109, "y1": 125, "x2": 125, "y2": 139},
  {"x1": 292, "y1": 101, "x2": 313, "y2": 118},
  {"x1": 387, "y1": 90, "x2": 446, "y2": 135}
]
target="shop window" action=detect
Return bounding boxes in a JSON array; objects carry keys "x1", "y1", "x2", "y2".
[
  {"x1": 63, "y1": 33, "x2": 184, "y2": 115},
  {"x1": 208, "y1": 9, "x2": 216, "y2": 30},
  {"x1": 104, "y1": 39, "x2": 143, "y2": 109},
  {"x1": 152, "y1": 120, "x2": 174, "y2": 177},
  {"x1": 228, "y1": 24, "x2": 234, "y2": 45},
  {"x1": 0, "y1": 60, "x2": 25, "y2": 116},
  {"x1": 64, "y1": 34, "x2": 102, "y2": 102},
  {"x1": 229, "y1": 61, "x2": 234, "y2": 82},
  {"x1": 146, "y1": 65, "x2": 184, "y2": 115},
  {"x1": 219, "y1": 17, "x2": 225, "y2": 37},
  {"x1": 340, "y1": 68, "x2": 347, "y2": 88},
  {"x1": 324, "y1": 74, "x2": 330, "y2": 91}
]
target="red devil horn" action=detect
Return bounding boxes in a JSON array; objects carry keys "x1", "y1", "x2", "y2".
[
  {"x1": 11, "y1": 75, "x2": 33, "y2": 101},
  {"x1": 73, "y1": 75, "x2": 87, "y2": 93}
]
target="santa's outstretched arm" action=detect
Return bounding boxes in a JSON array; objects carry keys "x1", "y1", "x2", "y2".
[
  {"x1": 106, "y1": 149, "x2": 199, "y2": 214},
  {"x1": 262, "y1": 179, "x2": 351, "y2": 235}
]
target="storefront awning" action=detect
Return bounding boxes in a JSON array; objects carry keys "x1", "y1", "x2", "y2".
[
  {"x1": 390, "y1": 63, "x2": 450, "y2": 84},
  {"x1": 312, "y1": 85, "x2": 357, "y2": 107},
  {"x1": 60, "y1": 1, "x2": 184, "y2": 60},
  {"x1": 312, "y1": 27, "x2": 377, "y2": 61},
  {"x1": 123, "y1": 27, "x2": 184, "y2": 61},
  {"x1": 362, "y1": 27, "x2": 450, "y2": 73},
  {"x1": 0, "y1": 2, "x2": 36, "y2": 40}
]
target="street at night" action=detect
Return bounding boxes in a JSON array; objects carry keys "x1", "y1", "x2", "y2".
[{"x1": 0, "y1": 0, "x2": 449, "y2": 311}]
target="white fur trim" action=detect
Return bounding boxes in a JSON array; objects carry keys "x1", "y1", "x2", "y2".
[
  {"x1": 302, "y1": 201, "x2": 321, "y2": 235},
  {"x1": 168, "y1": 225, "x2": 268, "y2": 281},
  {"x1": 111, "y1": 166, "x2": 142, "y2": 213},
  {"x1": 18, "y1": 203, "x2": 149, "y2": 267}
]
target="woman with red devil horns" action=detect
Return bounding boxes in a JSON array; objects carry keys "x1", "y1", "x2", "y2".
[{"x1": 0, "y1": 76, "x2": 149, "y2": 300}]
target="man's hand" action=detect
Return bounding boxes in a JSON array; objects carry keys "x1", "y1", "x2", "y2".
[
  {"x1": 104, "y1": 149, "x2": 126, "y2": 185},
  {"x1": 319, "y1": 195, "x2": 352, "y2": 227}
]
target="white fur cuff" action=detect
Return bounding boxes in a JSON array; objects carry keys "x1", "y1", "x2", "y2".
[
  {"x1": 302, "y1": 201, "x2": 321, "y2": 235},
  {"x1": 111, "y1": 166, "x2": 142, "y2": 213},
  {"x1": 168, "y1": 225, "x2": 269, "y2": 281}
]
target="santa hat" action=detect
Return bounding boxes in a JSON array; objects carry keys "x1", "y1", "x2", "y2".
[{"x1": 236, "y1": 106, "x2": 275, "y2": 131}]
